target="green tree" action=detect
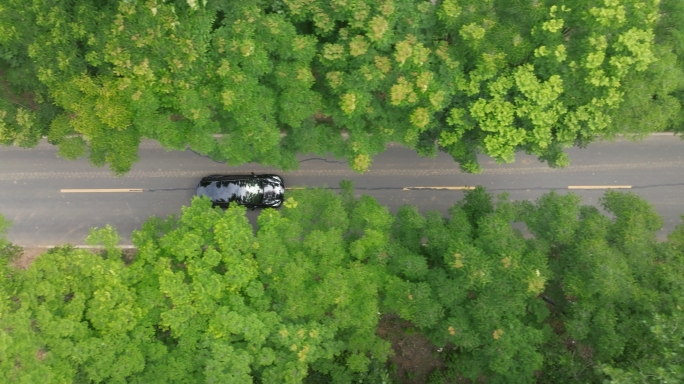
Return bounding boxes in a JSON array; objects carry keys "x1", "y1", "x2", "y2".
[
  {"x1": 0, "y1": 213, "x2": 11, "y2": 250},
  {"x1": 0, "y1": 213, "x2": 23, "y2": 377},
  {"x1": 124, "y1": 192, "x2": 394, "y2": 383},
  {"x1": 598, "y1": 310, "x2": 684, "y2": 383},
  {"x1": 0, "y1": 188, "x2": 394, "y2": 383},
  {"x1": 255, "y1": 187, "x2": 395, "y2": 381},
  {"x1": 385, "y1": 187, "x2": 549, "y2": 382},
  {"x1": 595, "y1": 216, "x2": 684, "y2": 383},
  {"x1": 656, "y1": 0, "x2": 684, "y2": 135},
  {"x1": 1, "y1": 245, "x2": 152, "y2": 383},
  {"x1": 518, "y1": 191, "x2": 684, "y2": 383},
  {"x1": 0, "y1": 0, "x2": 676, "y2": 174},
  {"x1": 602, "y1": 0, "x2": 684, "y2": 139}
]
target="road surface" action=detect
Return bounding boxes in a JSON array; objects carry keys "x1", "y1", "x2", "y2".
[{"x1": 1, "y1": 134, "x2": 683, "y2": 245}]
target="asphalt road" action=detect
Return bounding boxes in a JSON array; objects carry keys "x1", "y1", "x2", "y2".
[{"x1": 1, "y1": 134, "x2": 683, "y2": 246}]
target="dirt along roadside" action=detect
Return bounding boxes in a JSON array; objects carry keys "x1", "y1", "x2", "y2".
[
  {"x1": 12, "y1": 247, "x2": 46, "y2": 269},
  {"x1": 10, "y1": 246, "x2": 138, "y2": 269}
]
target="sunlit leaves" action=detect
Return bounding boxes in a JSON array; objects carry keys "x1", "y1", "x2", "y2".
[
  {"x1": 0, "y1": 107, "x2": 42, "y2": 148},
  {"x1": 585, "y1": 35, "x2": 609, "y2": 70},
  {"x1": 437, "y1": 0, "x2": 462, "y2": 25},
  {"x1": 339, "y1": 93, "x2": 357, "y2": 115},
  {"x1": 348, "y1": 35, "x2": 369, "y2": 57},
  {"x1": 350, "y1": 153, "x2": 371, "y2": 173},
  {"x1": 459, "y1": 22, "x2": 486, "y2": 42},
  {"x1": 589, "y1": 0, "x2": 627, "y2": 27},
  {"x1": 322, "y1": 43, "x2": 345, "y2": 61},
  {"x1": 367, "y1": 16, "x2": 389, "y2": 41},
  {"x1": 389, "y1": 76, "x2": 417, "y2": 106},
  {"x1": 542, "y1": 18, "x2": 565, "y2": 33},
  {"x1": 86, "y1": 225, "x2": 122, "y2": 260},
  {"x1": 615, "y1": 28, "x2": 657, "y2": 71},
  {"x1": 409, "y1": 107, "x2": 430, "y2": 129}
]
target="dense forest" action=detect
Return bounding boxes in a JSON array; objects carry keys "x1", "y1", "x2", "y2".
[
  {"x1": 1, "y1": 0, "x2": 683, "y2": 174},
  {"x1": 2, "y1": 1, "x2": 684, "y2": 382},
  {"x1": 2, "y1": 184, "x2": 684, "y2": 383}
]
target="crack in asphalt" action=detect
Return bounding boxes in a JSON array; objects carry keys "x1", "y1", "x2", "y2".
[
  {"x1": 147, "y1": 188, "x2": 196, "y2": 192},
  {"x1": 189, "y1": 150, "x2": 224, "y2": 164},
  {"x1": 298, "y1": 157, "x2": 348, "y2": 164},
  {"x1": 630, "y1": 183, "x2": 684, "y2": 190},
  {"x1": 190, "y1": 150, "x2": 348, "y2": 165}
]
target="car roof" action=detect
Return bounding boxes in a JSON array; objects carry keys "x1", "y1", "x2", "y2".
[{"x1": 197, "y1": 177, "x2": 263, "y2": 205}]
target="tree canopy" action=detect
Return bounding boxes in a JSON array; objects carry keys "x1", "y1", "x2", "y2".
[
  {"x1": 2, "y1": 186, "x2": 684, "y2": 383},
  {"x1": 1, "y1": 0, "x2": 682, "y2": 174}
]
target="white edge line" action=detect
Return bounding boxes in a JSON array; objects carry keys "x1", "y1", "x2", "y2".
[
  {"x1": 568, "y1": 185, "x2": 632, "y2": 189},
  {"x1": 402, "y1": 186, "x2": 476, "y2": 190}
]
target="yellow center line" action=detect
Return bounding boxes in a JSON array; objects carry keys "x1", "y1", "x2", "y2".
[
  {"x1": 61, "y1": 189, "x2": 145, "y2": 193},
  {"x1": 403, "y1": 186, "x2": 476, "y2": 191},
  {"x1": 567, "y1": 185, "x2": 632, "y2": 190}
]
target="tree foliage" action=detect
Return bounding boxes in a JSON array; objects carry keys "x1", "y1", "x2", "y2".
[
  {"x1": 2, "y1": 187, "x2": 684, "y2": 382},
  {"x1": 656, "y1": 0, "x2": 684, "y2": 135},
  {"x1": 0, "y1": 190, "x2": 395, "y2": 383},
  {"x1": 519, "y1": 191, "x2": 684, "y2": 383},
  {"x1": 1, "y1": 0, "x2": 682, "y2": 174},
  {"x1": 0, "y1": 213, "x2": 21, "y2": 270},
  {"x1": 386, "y1": 188, "x2": 549, "y2": 382}
]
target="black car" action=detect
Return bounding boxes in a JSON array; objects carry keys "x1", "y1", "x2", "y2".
[{"x1": 197, "y1": 173, "x2": 284, "y2": 209}]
